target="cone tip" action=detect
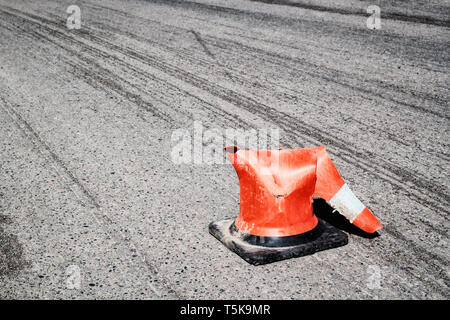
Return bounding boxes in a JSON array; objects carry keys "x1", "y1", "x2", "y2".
[{"x1": 353, "y1": 207, "x2": 382, "y2": 233}]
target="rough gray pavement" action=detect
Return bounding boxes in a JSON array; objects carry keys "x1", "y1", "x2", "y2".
[{"x1": 0, "y1": 0, "x2": 448, "y2": 299}]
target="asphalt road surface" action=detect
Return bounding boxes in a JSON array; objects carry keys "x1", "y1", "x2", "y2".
[{"x1": 0, "y1": 0, "x2": 448, "y2": 299}]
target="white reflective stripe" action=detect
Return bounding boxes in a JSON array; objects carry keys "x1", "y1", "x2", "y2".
[{"x1": 329, "y1": 184, "x2": 365, "y2": 223}]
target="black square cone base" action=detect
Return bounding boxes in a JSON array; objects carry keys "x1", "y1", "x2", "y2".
[{"x1": 209, "y1": 218, "x2": 348, "y2": 265}]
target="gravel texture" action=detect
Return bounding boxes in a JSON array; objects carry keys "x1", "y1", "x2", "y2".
[{"x1": 0, "y1": 0, "x2": 448, "y2": 299}]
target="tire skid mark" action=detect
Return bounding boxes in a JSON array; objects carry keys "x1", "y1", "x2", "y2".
[
  {"x1": 0, "y1": 9, "x2": 175, "y2": 125},
  {"x1": 0, "y1": 5, "x2": 256, "y2": 200},
  {"x1": 80, "y1": 18, "x2": 353, "y2": 115},
  {"x1": 83, "y1": 1, "x2": 449, "y2": 120},
  {"x1": 1, "y1": 6, "x2": 254, "y2": 139},
  {"x1": 0, "y1": 96, "x2": 181, "y2": 298},
  {"x1": 17, "y1": 5, "x2": 264, "y2": 131},
  {"x1": 5, "y1": 4, "x2": 447, "y2": 218},
  {"x1": 124, "y1": 0, "x2": 450, "y2": 28},
  {"x1": 1, "y1": 3, "x2": 448, "y2": 288},
  {"x1": 80, "y1": 16, "x2": 447, "y2": 157},
  {"x1": 0, "y1": 96, "x2": 100, "y2": 209},
  {"x1": 381, "y1": 224, "x2": 449, "y2": 296},
  {"x1": 74, "y1": 31, "x2": 450, "y2": 216},
  {"x1": 82, "y1": 19, "x2": 315, "y2": 108},
  {"x1": 220, "y1": 29, "x2": 449, "y2": 74},
  {"x1": 75, "y1": 3, "x2": 450, "y2": 182},
  {"x1": 90, "y1": 1, "x2": 450, "y2": 69},
  {"x1": 2, "y1": 6, "x2": 236, "y2": 127},
  {"x1": 0, "y1": 31, "x2": 183, "y2": 300},
  {"x1": 4, "y1": 8, "x2": 406, "y2": 295},
  {"x1": 249, "y1": 0, "x2": 450, "y2": 28},
  {"x1": 106, "y1": 29, "x2": 448, "y2": 212},
  {"x1": 203, "y1": 34, "x2": 449, "y2": 120},
  {"x1": 47, "y1": 18, "x2": 248, "y2": 128}
]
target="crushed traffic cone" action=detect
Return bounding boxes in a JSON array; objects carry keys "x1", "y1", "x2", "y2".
[{"x1": 209, "y1": 146, "x2": 344, "y2": 265}]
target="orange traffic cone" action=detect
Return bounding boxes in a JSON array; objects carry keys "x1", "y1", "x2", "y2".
[{"x1": 209, "y1": 145, "x2": 381, "y2": 265}]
